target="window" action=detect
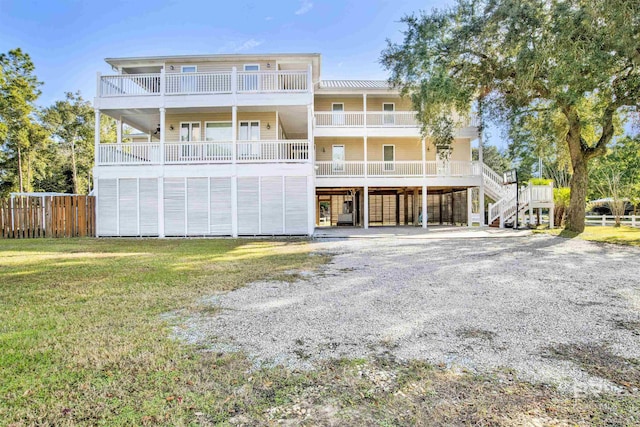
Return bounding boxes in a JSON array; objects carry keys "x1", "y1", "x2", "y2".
[
  {"x1": 205, "y1": 122, "x2": 232, "y2": 141},
  {"x1": 332, "y1": 103, "x2": 345, "y2": 126},
  {"x1": 205, "y1": 122, "x2": 232, "y2": 160},
  {"x1": 243, "y1": 64, "x2": 260, "y2": 91},
  {"x1": 383, "y1": 103, "x2": 395, "y2": 125},
  {"x1": 332, "y1": 145, "x2": 345, "y2": 172},
  {"x1": 383, "y1": 145, "x2": 395, "y2": 171},
  {"x1": 238, "y1": 121, "x2": 260, "y2": 158},
  {"x1": 181, "y1": 65, "x2": 197, "y2": 92}
]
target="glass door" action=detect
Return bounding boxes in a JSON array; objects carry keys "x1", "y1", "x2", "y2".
[
  {"x1": 383, "y1": 103, "x2": 395, "y2": 125},
  {"x1": 238, "y1": 121, "x2": 260, "y2": 158},
  {"x1": 180, "y1": 122, "x2": 201, "y2": 159},
  {"x1": 205, "y1": 122, "x2": 232, "y2": 160},
  {"x1": 243, "y1": 64, "x2": 260, "y2": 91}
]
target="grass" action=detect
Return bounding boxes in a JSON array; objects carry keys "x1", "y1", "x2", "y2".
[
  {"x1": 1, "y1": 238, "x2": 639, "y2": 425},
  {"x1": 534, "y1": 225, "x2": 640, "y2": 247}
]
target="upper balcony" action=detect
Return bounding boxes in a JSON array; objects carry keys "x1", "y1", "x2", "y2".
[
  {"x1": 313, "y1": 111, "x2": 480, "y2": 138},
  {"x1": 95, "y1": 68, "x2": 312, "y2": 110}
]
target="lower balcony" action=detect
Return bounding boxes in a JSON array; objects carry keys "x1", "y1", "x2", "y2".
[
  {"x1": 97, "y1": 140, "x2": 310, "y2": 166},
  {"x1": 315, "y1": 161, "x2": 481, "y2": 178}
]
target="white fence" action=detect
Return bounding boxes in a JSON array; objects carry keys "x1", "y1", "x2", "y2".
[
  {"x1": 100, "y1": 74, "x2": 161, "y2": 96},
  {"x1": 165, "y1": 142, "x2": 233, "y2": 164},
  {"x1": 585, "y1": 215, "x2": 639, "y2": 228},
  {"x1": 97, "y1": 143, "x2": 161, "y2": 165},
  {"x1": 165, "y1": 73, "x2": 231, "y2": 94}
]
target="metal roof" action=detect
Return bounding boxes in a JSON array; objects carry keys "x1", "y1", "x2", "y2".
[{"x1": 319, "y1": 80, "x2": 394, "y2": 89}]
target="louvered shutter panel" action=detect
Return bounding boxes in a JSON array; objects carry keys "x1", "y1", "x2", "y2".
[
  {"x1": 97, "y1": 179, "x2": 117, "y2": 236},
  {"x1": 285, "y1": 176, "x2": 308, "y2": 234},
  {"x1": 261, "y1": 177, "x2": 283, "y2": 234},
  {"x1": 210, "y1": 177, "x2": 232, "y2": 235},
  {"x1": 118, "y1": 179, "x2": 138, "y2": 236},
  {"x1": 237, "y1": 177, "x2": 259, "y2": 235},
  {"x1": 187, "y1": 178, "x2": 209, "y2": 235},
  {"x1": 139, "y1": 178, "x2": 158, "y2": 236},
  {"x1": 164, "y1": 178, "x2": 186, "y2": 236}
]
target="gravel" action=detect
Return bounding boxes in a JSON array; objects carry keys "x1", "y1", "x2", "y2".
[{"x1": 174, "y1": 230, "x2": 640, "y2": 392}]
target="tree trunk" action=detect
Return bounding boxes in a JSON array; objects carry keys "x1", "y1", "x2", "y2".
[
  {"x1": 566, "y1": 153, "x2": 588, "y2": 233},
  {"x1": 17, "y1": 145, "x2": 24, "y2": 193}
]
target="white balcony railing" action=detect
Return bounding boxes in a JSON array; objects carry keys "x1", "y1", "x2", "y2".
[
  {"x1": 314, "y1": 112, "x2": 480, "y2": 129},
  {"x1": 315, "y1": 161, "x2": 481, "y2": 178},
  {"x1": 315, "y1": 112, "x2": 364, "y2": 127},
  {"x1": 99, "y1": 69, "x2": 309, "y2": 97},
  {"x1": 100, "y1": 74, "x2": 161, "y2": 97},
  {"x1": 236, "y1": 140, "x2": 309, "y2": 162},
  {"x1": 97, "y1": 143, "x2": 161, "y2": 165},
  {"x1": 237, "y1": 71, "x2": 308, "y2": 93},
  {"x1": 97, "y1": 140, "x2": 309, "y2": 165},
  {"x1": 165, "y1": 73, "x2": 232, "y2": 94},
  {"x1": 165, "y1": 142, "x2": 233, "y2": 164}
]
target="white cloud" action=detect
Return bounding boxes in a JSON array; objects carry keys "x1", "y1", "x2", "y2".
[
  {"x1": 294, "y1": 0, "x2": 313, "y2": 15},
  {"x1": 234, "y1": 38, "x2": 264, "y2": 52}
]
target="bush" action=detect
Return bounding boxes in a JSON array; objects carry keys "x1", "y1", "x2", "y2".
[{"x1": 530, "y1": 178, "x2": 553, "y2": 186}]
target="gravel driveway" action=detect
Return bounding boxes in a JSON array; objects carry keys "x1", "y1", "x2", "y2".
[{"x1": 177, "y1": 231, "x2": 640, "y2": 392}]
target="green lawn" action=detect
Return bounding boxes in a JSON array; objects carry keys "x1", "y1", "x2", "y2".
[
  {"x1": 535, "y1": 225, "x2": 640, "y2": 247},
  {"x1": 1, "y1": 238, "x2": 638, "y2": 425}
]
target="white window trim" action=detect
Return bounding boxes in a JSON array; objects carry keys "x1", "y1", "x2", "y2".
[
  {"x1": 204, "y1": 121, "x2": 233, "y2": 141},
  {"x1": 243, "y1": 64, "x2": 260, "y2": 71},
  {"x1": 237, "y1": 120, "x2": 261, "y2": 140},
  {"x1": 383, "y1": 144, "x2": 395, "y2": 171},
  {"x1": 382, "y1": 102, "x2": 395, "y2": 111},
  {"x1": 181, "y1": 65, "x2": 197, "y2": 73},
  {"x1": 179, "y1": 121, "x2": 202, "y2": 141},
  {"x1": 332, "y1": 144, "x2": 346, "y2": 172},
  {"x1": 331, "y1": 103, "x2": 345, "y2": 111}
]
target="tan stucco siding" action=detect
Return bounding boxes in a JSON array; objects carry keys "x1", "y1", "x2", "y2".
[
  {"x1": 315, "y1": 138, "x2": 364, "y2": 161},
  {"x1": 366, "y1": 97, "x2": 413, "y2": 111},
  {"x1": 450, "y1": 139, "x2": 471, "y2": 161},
  {"x1": 314, "y1": 97, "x2": 363, "y2": 111},
  {"x1": 165, "y1": 60, "x2": 280, "y2": 73},
  {"x1": 164, "y1": 112, "x2": 277, "y2": 141}
]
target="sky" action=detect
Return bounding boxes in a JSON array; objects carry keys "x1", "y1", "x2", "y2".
[{"x1": 1, "y1": 0, "x2": 520, "y2": 146}]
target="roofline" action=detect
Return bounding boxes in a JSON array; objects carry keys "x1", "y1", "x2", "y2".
[{"x1": 105, "y1": 53, "x2": 321, "y2": 67}]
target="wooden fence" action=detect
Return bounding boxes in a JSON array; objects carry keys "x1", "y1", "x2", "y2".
[{"x1": 0, "y1": 195, "x2": 95, "y2": 238}]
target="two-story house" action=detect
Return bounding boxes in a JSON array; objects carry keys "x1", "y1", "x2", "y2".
[{"x1": 92, "y1": 53, "x2": 553, "y2": 237}]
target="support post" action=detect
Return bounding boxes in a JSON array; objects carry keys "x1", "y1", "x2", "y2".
[
  {"x1": 364, "y1": 186, "x2": 369, "y2": 229},
  {"x1": 413, "y1": 188, "x2": 419, "y2": 226},
  {"x1": 157, "y1": 107, "x2": 166, "y2": 238},
  {"x1": 363, "y1": 93, "x2": 367, "y2": 128},
  {"x1": 159, "y1": 108, "x2": 166, "y2": 165},
  {"x1": 549, "y1": 206, "x2": 555, "y2": 229},
  {"x1": 467, "y1": 188, "x2": 473, "y2": 227},
  {"x1": 478, "y1": 130, "x2": 486, "y2": 226},
  {"x1": 94, "y1": 109, "x2": 101, "y2": 163},
  {"x1": 529, "y1": 185, "x2": 534, "y2": 226},
  {"x1": 422, "y1": 185, "x2": 428, "y2": 228},
  {"x1": 363, "y1": 136, "x2": 368, "y2": 178},
  {"x1": 404, "y1": 189, "x2": 409, "y2": 225},
  {"x1": 421, "y1": 138, "x2": 426, "y2": 178},
  {"x1": 231, "y1": 105, "x2": 238, "y2": 237},
  {"x1": 116, "y1": 118, "x2": 122, "y2": 144}
]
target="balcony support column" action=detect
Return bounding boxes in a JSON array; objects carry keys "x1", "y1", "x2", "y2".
[
  {"x1": 94, "y1": 108, "x2": 100, "y2": 233},
  {"x1": 421, "y1": 137, "x2": 426, "y2": 178},
  {"x1": 363, "y1": 136, "x2": 368, "y2": 179},
  {"x1": 116, "y1": 118, "x2": 122, "y2": 144},
  {"x1": 413, "y1": 188, "x2": 419, "y2": 227},
  {"x1": 94, "y1": 109, "x2": 100, "y2": 164},
  {"x1": 422, "y1": 185, "x2": 428, "y2": 229},
  {"x1": 231, "y1": 105, "x2": 238, "y2": 237},
  {"x1": 363, "y1": 93, "x2": 367, "y2": 128},
  {"x1": 158, "y1": 107, "x2": 166, "y2": 238},
  {"x1": 364, "y1": 186, "x2": 369, "y2": 229},
  {"x1": 467, "y1": 188, "x2": 473, "y2": 227},
  {"x1": 478, "y1": 129, "x2": 486, "y2": 226}
]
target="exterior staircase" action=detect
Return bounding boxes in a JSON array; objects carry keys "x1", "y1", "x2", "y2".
[{"x1": 482, "y1": 164, "x2": 555, "y2": 228}]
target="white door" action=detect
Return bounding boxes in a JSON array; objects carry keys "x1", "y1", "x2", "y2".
[
  {"x1": 332, "y1": 103, "x2": 345, "y2": 126},
  {"x1": 383, "y1": 145, "x2": 395, "y2": 171},
  {"x1": 332, "y1": 145, "x2": 345, "y2": 172},
  {"x1": 238, "y1": 121, "x2": 260, "y2": 158},
  {"x1": 181, "y1": 65, "x2": 197, "y2": 93},
  {"x1": 383, "y1": 103, "x2": 395, "y2": 125}
]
